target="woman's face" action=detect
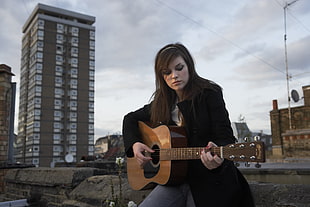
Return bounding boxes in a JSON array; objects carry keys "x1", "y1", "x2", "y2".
[{"x1": 162, "y1": 56, "x2": 189, "y2": 98}]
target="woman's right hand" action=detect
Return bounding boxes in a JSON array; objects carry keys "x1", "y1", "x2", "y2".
[{"x1": 132, "y1": 142, "x2": 154, "y2": 167}]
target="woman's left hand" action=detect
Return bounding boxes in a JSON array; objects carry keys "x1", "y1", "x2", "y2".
[{"x1": 200, "y1": 141, "x2": 224, "y2": 170}]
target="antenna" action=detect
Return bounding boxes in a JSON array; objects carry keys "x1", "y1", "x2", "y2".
[{"x1": 283, "y1": 0, "x2": 299, "y2": 129}]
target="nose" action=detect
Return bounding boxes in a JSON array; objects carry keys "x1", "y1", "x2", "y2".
[{"x1": 171, "y1": 70, "x2": 178, "y2": 79}]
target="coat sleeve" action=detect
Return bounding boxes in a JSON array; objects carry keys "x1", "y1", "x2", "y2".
[
  {"x1": 206, "y1": 88, "x2": 236, "y2": 146},
  {"x1": 122, "y1": 104, "x2": 151, "y2": 157}
]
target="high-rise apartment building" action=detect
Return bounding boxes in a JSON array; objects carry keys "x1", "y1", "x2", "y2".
[{"x1": 15, "y1": 4, "x2": 96, "y2": 167}]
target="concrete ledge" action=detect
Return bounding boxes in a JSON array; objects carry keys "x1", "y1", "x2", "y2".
[
  {"x1": 66, "y1": 175, "x2": 310, "y2": 207},
  {"x1": 5, "y1": 167, "x2": 99, "y2": 187},
  {"x1": 240, "y1": 167, "x2": 310, "y2": 184},
  {"x1": 2, "y1": 168, "x2": 310, "y2": 206}
]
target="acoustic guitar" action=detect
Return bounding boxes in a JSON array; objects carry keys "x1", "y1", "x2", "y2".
[{"x1": 127, "y1": 121, "x2": 265, "y2": 190}]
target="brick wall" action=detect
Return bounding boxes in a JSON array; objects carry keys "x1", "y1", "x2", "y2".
[
  {"x1": 270, "y1": 85, "x2": 310, "y2": 158},
  {"x1": 282, "y1": 130, "x2": 310, "y2": 158},
  {"x1": 0, "y1": 64, "x2": 15, "y2": 194}
]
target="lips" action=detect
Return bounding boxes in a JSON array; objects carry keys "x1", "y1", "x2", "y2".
[{"x1": 172, "y1": 80, "x2": 182, "y2": 85}]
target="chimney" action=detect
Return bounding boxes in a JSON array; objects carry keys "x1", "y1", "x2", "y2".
[
  {"x1": 272, "y1": 99, "x2": 278, "y2": 110},
  {"x1": 302, "y1": 85, "x2": 310, "y2": 106}
]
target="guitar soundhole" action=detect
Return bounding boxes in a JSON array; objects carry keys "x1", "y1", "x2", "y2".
[
  {"x1": 151, "y1": 145, "x2": 160, "y2": 165},
  {"x1": 143, "y1": 145, "x2": 160, "y2": 179}
]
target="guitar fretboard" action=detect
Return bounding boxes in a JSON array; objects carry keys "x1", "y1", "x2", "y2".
[
  {"x1": 160, "y1": 147, "x2": 227, "y2": 160},
  {"x1": 158, "y1": 142, "x2": 264, "y2": 162}
]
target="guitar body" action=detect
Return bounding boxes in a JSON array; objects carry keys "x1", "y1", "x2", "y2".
[
  {"x1": 127, "y1": 122, "x2": 265, "y2": 190},
  {"x1": 127, "y1": 122, "x2": 188, "y2": 190}
]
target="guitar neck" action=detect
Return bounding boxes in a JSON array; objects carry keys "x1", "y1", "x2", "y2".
[
  {"x1": 159, "y1": 142, "x2": 265, "y2": 162},
  {"x1": 160, "y1": 147, "x2": 206, "y2": 160}
]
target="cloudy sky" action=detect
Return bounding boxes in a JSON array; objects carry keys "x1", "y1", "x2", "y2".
[{"x1": 1, "y1": 0, "x2": 309, "y2": 140}]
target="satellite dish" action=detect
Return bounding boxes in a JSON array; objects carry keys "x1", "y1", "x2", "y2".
[
  {"x1": 291, "y1": 89, "x2": 299, "y2": 103},
  {"x1": 65, "y1": 154, "x2": 74, "y2": 163}
]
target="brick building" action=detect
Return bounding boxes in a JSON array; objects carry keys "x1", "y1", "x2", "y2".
[
  {"x1": 270, "y1": 85, "x2": 310, "y2": 159},
  {"x1": 15, "y1": 4, "x2": 96, "y2": 167},
  {"x1": 0, "y1": 64, "x2": 16, "y2": 193}
]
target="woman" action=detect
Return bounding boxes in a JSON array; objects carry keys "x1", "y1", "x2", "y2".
[{"x1": 122, "y1": 43, "x2": 254, "y2": 207}]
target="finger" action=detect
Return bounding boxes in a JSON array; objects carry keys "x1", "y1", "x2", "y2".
[
  {"x1": 207, "y1": 141, "x2": 218, "y2": 147},
  {"x1": 144, "y1": 146, "x2": 155, "y2": 153},
  {"x1": 214, "y1": 155, "x2": 224, "y2": 164},
  {"x1": 206, "y1": 151, "x2": 214, "y2": 161}
]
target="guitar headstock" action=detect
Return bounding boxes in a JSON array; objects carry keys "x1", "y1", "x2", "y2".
[{"x1": 221, "y1": 141, "x2": 265, "y2": 163}]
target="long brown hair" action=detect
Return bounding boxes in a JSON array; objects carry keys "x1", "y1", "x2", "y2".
[{"x1": 150, "y1": 43, "x2": 218, "y2": 125}]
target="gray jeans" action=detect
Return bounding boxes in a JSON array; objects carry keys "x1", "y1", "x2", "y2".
[{"x1": 139, "y1": 183, "x2": 196, "y2": 207}]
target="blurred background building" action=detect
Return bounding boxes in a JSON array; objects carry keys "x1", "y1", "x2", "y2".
[{"x1": 14, "y1": 4, "x2": 96, "y2": 167}]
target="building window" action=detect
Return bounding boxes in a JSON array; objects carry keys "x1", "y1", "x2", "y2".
[
  {"x1": 71, "y1": 37, "x2": 78, "y2": 46},
  {"x1": 71, "y1": 27, "x2": 79, "y2": 36},
  {"x1": 38, "y1": 19, "x2": 44, "y2": 27},
  {"x1": 89, "y1": 40, "x2": 95, "y2": 49},
  {"x1": 89, "y1": 135, "x2": 94, "y2": 141},
  {"x1": 35, "y1": 86, "x2": 42, "y2": 93},
  {"x1": 89, "y1": 51, "x2": 95, "y2": 60},
  {"x1": 89, "y1": 113, "x2": 94, "y2": 123},
  {"x1": 70, "y1": 101, "x2": 77, "y2": 107},
  {"x1": 33, "y1": 146, "x2": 40, "y2": 152},
  {"x1": 71, "y1": 47, "x2": 78, "y2": 57},
  {"x1": 71, "y1": 68, "x2": 78, "y2": 78},
  {"x1": 89, "y1": 61, "x2": 95, "y2": 67},
  {"x1": 89, "y1": 81, "x2": 94, "y2": 90},
  {"x1": 70, "y1": 90, "x2": 77, "y2": 96},
  {"x1": 70, "y1": 112, "x2": 77, "y2": 121},
  {"x1": 54, "y1": 110, "x2": 62, "y2": 117},
  {"x1": 53, "y1": 134, "x2": 61, "y2": 140},
  {"x1": 34, "y1": 134, "x2": 40, "y2": 139},
  {"x1": 54, "y1": 99, "x2": 62, "y2": 109},
  {"x1": 55, "y1": 66, "x2": 63, "y2": 76},
  {"x1": 33, "y1": 159, "x2": 39, "y2": 165},
  {"x1": 55, "y1": 77, "x2": 63, "y2": 87},
  {"x1": 69, "y1": 101, "x2": 77, "y2": 111},
  {"x1": 56, "y1": 34, "x2": 63, "y2": 43},
  {"x1": 69, "y1": 134, "x2": 77, "y2": 140},
  {"x1": 34, "y1": 109, "x2": 41, "y2": 116},
  {"x1": 37, "y1": 30, "x2": 44, "y2": 38},
  {"x1": 71, "y1": 58, "x2": 78, "y2": 67},
  {"x1": 56, "y1": 55, "x2": 63, "y2": 63},
  {"x1": 88, "y1": 146, "x2": 94, "y2": 153},
  {"x1": 57, "y1": 24, "x2": 64, "y2": 33},
  {"x1": 55, "y1": 88, "x2": 64, "y2": 98},
  {"x1": 89, "y1": 71, "x2": 94, "y2": 80},
  {"x1": 89, "y1": 102, "x2": 94, "y2": 112},
  {"x1": 70, "y1": 79, "x2": 78, "y2": 88},
  {"x1": 56, "y1": 45, "x2": 63, "y2": 54},
  {"x1": 37, "y1": 41, "x2": 44, "y2": 50},
  {"x1": 89, "y1": 30, "x2": 95, "y2": 40},
  {"x1": 53, "y1": 145, "x2": 62, "y2": 152},
  {"x1": 69, "y1": 146, "x2": 76, "y2": 152}
]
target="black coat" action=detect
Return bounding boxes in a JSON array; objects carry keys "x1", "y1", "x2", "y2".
[{"x1": 123, "y1": 87, "x2": 255, "y2": 207}]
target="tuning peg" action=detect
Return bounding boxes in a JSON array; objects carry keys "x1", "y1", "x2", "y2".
[
  {"x1": 244, "y1": 137, "x2": 249, "y2": 142},
  {"x1": 244, "y1": 162, "x2": 250, "y2": 167},
  {"x1": 254, "y1": 136, "x2": 260, "y2": 141},
  {"x1": 234, "y1": 162, "x2": 240, "y2": 167},
  {"x1": 255, "y1": 163, "x2": 261, "y2": 168}
]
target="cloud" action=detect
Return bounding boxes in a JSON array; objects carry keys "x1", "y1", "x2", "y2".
[{"x1": 1, "y1": 0, "x2": 309, "y2": 138}]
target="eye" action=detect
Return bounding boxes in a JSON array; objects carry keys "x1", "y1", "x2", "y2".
[
  {"x1": 161, "y1": 69, "x2": 171, "y2": 75},
  {"x1": 175, "y1": 64, "x2": 184, "y2": 71}
]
